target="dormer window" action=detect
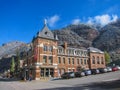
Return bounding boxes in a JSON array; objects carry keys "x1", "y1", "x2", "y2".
[{"x1": 45, "y1": 31, "x2": 48, "y2": 35}]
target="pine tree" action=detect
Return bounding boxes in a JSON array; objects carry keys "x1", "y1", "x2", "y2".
[
  {"x1": 104, "y1": 51, "x2": 111, "y2": 65},
  {"x1": 16, "y1": 50, "x2": 20, "y2": 73},
  {"x1": 10, "y1": 57, "x2": 15, "y2": 75}
]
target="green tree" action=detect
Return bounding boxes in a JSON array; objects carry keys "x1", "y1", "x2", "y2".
[
  {"x1": 16, "y1": 51, "x2": 20, "y2": 72},
  {"x1": 10, "y1": 57, "x2": 15, "y2": 75},
  {"x1": 104, "y1": 51, "x2": 111, "y2": 65}
]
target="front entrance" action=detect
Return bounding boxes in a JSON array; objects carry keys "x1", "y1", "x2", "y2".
[{"x1": 41, "y1": 68, "x2": 54, "y2": 77}]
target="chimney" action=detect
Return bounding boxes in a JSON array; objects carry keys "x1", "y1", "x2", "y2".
[{"x1": 64, "y1": 42, "x2": 67, "y2": 49}]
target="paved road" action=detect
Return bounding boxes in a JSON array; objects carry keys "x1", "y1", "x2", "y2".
[{"x1": 0, "y1": 71, "x2": 120, "y2": 90}]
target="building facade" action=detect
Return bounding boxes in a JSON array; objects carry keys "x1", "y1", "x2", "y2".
[{"x1": 24, "y1": 20, "x2": 106, "y2": 80}]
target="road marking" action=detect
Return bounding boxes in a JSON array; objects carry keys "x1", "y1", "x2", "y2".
[{"x1": 102, "y1": 78, "x2": 119, "y2": 82}]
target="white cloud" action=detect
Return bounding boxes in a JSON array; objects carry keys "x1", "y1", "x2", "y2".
[
  {"x1": 47, "y1": 15, "x2": 60, "y2": 27},
  {"x1": 112, "y1": 15, "x2": 118, "y2": 22},
  {"x1": 94, "y1": 14, "x2": 111, "y2": 25},
  {"x1": 72, "y1": 19, "x2": 81, "y2": 25},
  {"x1": 87, "y1": 17, "x2": 94, "y2": 25},
  {"x1": 87, "y1": 14, "x2": 118, "y2": 26}
]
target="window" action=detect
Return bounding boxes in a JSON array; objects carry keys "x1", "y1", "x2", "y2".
[
  {"x1": 68, "y1": 58, "x2": 71, "y2": 64},
  {"x1": 101, "y1": 57, "x2": 104, "y2": 64},
  {"x1": 92, "y1": 56, "x2": 95, "y2": 64},
  {"x1": 58, "y1": 57, "x2": 61, "y2": 64},
  {"x1": 81, "y1": 51, "x2": 83, "y2": 56},
  {"x1": 84, "y1": 51, "x2": 87, "y2": 56},
  {"x1": 97, "y1": 56, "x2": 100, "y2": 64},
  {"x1": 49, "y1": 56, "x2": 53, "y2": 64},
  {"x1": 87, "y1": 59, "x2": 89, "y2": 64},
  {"x1": 43, "y1": 56, "x2": 47, "y2": 63},
  {"x1": 74, "y1": 50, "x2": 77, "y2": 55},
  {"x1": 44, "y1": 45, "x2": 47, "y2": 51},
  {"x1": 77, "y1": 59, "x2": 79, "y2": 64},
  {"x1": 63, "y1": 57, "x2": 65, "y2": 64},
  {"x1": 72, "y1": 58, "x2": 74, "y2": 64},
  {"x1": 45, "y1": 31, "x2": 48, "y2": 35},
  {"x1": 58, "y1": 47, "x2": 64, "y2": 54},
  {"x1": 49, "y1": 46, "x2": 53, "y2": 52},
  {"x1": 80, "y1": 59, "x2": 83, "y2": 65},
  {"x1": 84, "y1": 59, "x2": 86, "y2": 65}
]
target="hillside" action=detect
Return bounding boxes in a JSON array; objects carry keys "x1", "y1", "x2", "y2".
[
  {"x1": 53, "y1": 24, "x2": 99, "y2": 48},
  {"x1": 53, "y1": 20, "x2": 120, "y2": 61},
  {"x1": 53, "y1": 29, "x2": 91, "y2": 48},
  {"x1": 1, "y1": 20, "x2": 120, "y2": 73},
  {"x1": 0, "y1": 41, "x2": 30, "y2": 73},
  {"x1": 93, "y1": 20, "x2": 120, "y2": 51},
  {"x1": 92, "y1": 20, "x2": 120, "y2": 61},
  {"x1": 0, "y1": 41, "x2": 30, "y2": 58}
]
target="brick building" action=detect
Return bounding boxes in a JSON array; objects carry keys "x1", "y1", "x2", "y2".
[{"x1": 23, "y1": 20, "x2": 106, "y2": 80}]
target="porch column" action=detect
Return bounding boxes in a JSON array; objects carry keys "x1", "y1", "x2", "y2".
[
  {"x1": 54, "y1": 67, "x2": 58, "y2": 77},
  {"x1": 44, "y1": 68, "x2": 46, "y2": 77},
  {"x1": 35, "y1": 66, "x2": 40, "y2": 80}
]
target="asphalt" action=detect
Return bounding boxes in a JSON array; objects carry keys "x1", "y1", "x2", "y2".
[{"x1": 0, "y1": 71, "x2": 120, "y2": 90}]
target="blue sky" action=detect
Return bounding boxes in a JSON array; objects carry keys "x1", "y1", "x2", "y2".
[{"x1": 0, "y1": 0, "x2": 120, "y2": 45}]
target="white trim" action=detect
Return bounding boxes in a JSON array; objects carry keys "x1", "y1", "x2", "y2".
[
  {"x1": 40, "y1": 54, "x2": 56, "y2": 57},
  {"x1": 36, "y1": 66, "x2": 39, "y2": 68},
  {"x1": 35, "y1": 62, "x2": 42, "y2": 66},
  {"x1": 55, "y1": 66, "x2": 57, "y2": 69},
  {"x1": 37, "y1": 43, "x2": 43, "y2": 47},
  {"x1": 53, "y1": 46, "x2": 57, "y2": 49},
  {"x1": 35, "y1": 78, "x2": 40, "y2": 80},
  {"x1": 53, "y1": 63, "x2": 58, "y2": 65}
]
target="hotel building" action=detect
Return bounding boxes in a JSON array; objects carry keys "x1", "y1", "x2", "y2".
[{"x1": 24, "y1": 20, "x2": 105, "y2": 80}]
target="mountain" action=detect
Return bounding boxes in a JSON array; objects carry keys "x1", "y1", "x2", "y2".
[
  {"x1": 66, "y1": 24, "x2": 99, "y2": 41},
  {"x1": 92, "y1": 19, "x2": 120, "y2": 61},
  {"x1": 1, "y1": 20, "x2": 120, "y2": 73},
  {"x1": 53, "y1": 20, "x2": 120, "y2": 61},
  {"x1": 53, "y1": 24, "x2": 99, "y2": 48},
  {"x1": 93, "y1": 19, "x2": 120, "y2": 51},
  {"x1": 0, "y1": 41, "x2": 30, "y2": 58},
  {"x1": 0, "y1": 41, "x2": 31, "y2": 73}
]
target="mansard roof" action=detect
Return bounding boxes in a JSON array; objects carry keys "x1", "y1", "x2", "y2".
[
  {"x1": 88, "y1": 47, "x2": 104, "y2": 53},
  {"x1": 37, "y1": 19, "x2": 58, "y2": 40}
]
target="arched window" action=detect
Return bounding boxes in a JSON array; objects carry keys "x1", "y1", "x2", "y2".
[
  {"x1": 92, "y1": 56, "x2": 95, "y2": 64},
  {"x1": 77, "y1": 59, "x2": 79, "y2": 64},
  {"x1": 49, "y1": 56, "x2": 53, "y2": 64},
  {"x1": 101, "y1": 57, "x2": 104, "y2": 64},
  {"x1": 68, "y1": 58, "x2": 71, "y2": 64},
  {"x1": 58, "y1": 57, "x2": 61, "y2": 64},
  {"x1": 43, "y1": 45, "x2": 47, "y2": 51},
  {"x1": 72, "y1": 58, "x2": 74, "y2": 64},
  {"x1": 63, "y1": 57, "x2": 65, "y2": 64},
  {"x1": 84, "y1": 59, "x2": 86, "y2": 65},
  {"x1": 81, "y1": 59, "x2": 83, "y2": 65},
  {"x1": 49, "y1": 46, "x2": 53, "y2": 52},
  {"x1": 97, "y1": 56, "x2": 100, "y2": 64},
  {"x1": 43, "y1": 56, "x2": 47, "y2": 64}
]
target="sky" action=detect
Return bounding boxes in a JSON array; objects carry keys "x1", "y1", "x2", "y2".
[{"x1": 0, "y1": 0, "x2": 120, "y2": 45}]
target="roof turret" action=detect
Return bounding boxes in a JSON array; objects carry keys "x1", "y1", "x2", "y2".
[{"x1": 37, "y1": 19, "x2": 55, "y2": 40}]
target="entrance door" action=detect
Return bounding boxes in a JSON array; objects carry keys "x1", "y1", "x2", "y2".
[{"x1": 40, "y1": 68, "x2": 54, "y2": 77}]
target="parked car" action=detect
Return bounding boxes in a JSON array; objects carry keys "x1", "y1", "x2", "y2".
[
  {"x1": 61, "y1": 72, "x2": 75, "y2": 79},
  {"x1": 91, "y1": 69, "x2": 100, "y2": 75},
  {"x1": 98, "y1": 68, "x2": 107, "y2": 73},
  {"x1": 75, "y1": 71, "x2": 85, "y2": 77},
  {"x1": 112, "y1": 67, "x2": 118, "y2": 71},
  {"x1": 106, "y1": 67, "x2": 112, "y2": 72},
  {"x1": 116, "y1": 65, "x2": 120, "y2": 70},
  {"x1": 83, "y1": 70, "x2": 92, "y2": 76}
]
